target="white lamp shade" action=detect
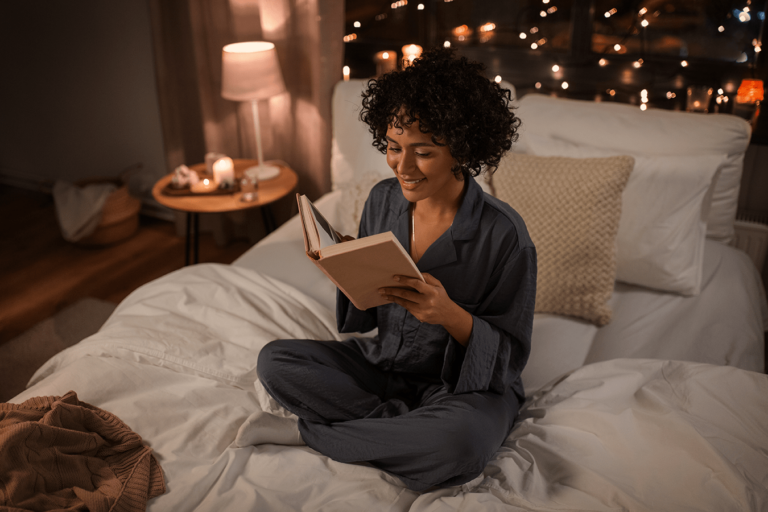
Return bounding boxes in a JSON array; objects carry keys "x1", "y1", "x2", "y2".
[{"x1": 221, "y1": 42, "x2": 286, "y2": 101}]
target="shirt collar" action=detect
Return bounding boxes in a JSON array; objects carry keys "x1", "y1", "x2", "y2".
[{"x1": 389, "y1": 176, "x2": 485, "y2": 271}]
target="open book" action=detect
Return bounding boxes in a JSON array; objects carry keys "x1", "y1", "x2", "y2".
[{"x1": 297, "y1": 193, "x2": 424, "y2": 310}]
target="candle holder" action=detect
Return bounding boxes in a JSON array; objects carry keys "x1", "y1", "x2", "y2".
[
  {"x1": 374, "y1": 51, "x2": 397, "y2": 76},
  {"x1": 686, "y1": 86, "x2": 713, "y2": 113}
]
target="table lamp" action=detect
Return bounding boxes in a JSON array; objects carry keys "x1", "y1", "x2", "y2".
[
  {"x1": 733, "y1": 78, "x2": 764, "y2": 130},
  {"x1": 221, "y1": 41, "x2": 286, "y2": 183}
]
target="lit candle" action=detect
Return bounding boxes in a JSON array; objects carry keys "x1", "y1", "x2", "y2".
[
  {"x1": 401, "y1": 44, "x2": 423, "y2": 68},
  {"x1": 212, "y1": 156, "x2": 235, "y2": 186},
  {"x1": 191, "y1": 178, "x2": 217, "y2": 193},
  {"x1": 343, "y1": 66, "x2": 350, "y2": 81},
  {"x1": 374, "y1": 51, "x2": 397, "y2": 76}
]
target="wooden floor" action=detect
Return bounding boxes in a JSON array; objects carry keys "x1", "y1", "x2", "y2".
[{"x1": 0, "y1": 185, "x2": 253, "y2": 345}]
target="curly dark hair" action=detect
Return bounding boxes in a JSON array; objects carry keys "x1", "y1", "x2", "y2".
[{"x1": 359, "y1": 47, "x2": 519, "y2": 178}]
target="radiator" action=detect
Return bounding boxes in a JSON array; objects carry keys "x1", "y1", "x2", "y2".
[{"x1": 732, "y1": 219, "x2": 768, "y2": 273}]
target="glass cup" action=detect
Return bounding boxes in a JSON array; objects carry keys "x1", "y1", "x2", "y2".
[{"x1": 240, "y1": 173, "x2": 258, "y2": 202}]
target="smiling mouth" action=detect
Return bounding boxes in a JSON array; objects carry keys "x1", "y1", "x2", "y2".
[{"x1": 401, "y1": 178, "x2": 424, "y2": 184}]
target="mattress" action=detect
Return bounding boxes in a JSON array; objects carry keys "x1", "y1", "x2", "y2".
[{"x1": 12, "y1": 262, "x2": 768, "y2": 511}]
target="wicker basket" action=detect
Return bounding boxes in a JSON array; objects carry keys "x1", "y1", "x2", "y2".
[{"x1": 73, "y1": 177, "x2": 141, "y2": 246}]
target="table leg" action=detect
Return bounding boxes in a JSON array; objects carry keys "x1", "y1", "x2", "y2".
[
  {"x1": 193, "y1": 212, "x2": 200, "y2": 264},
  {"x1": 185, "y1": 212, "x2": 191, "y2": 266},
  {"x1": 184, "y1": 212, "x2": 201, "y2": 266},
  {"x1": 262, "y1": 205, "x2": 277, "y2": 234}
]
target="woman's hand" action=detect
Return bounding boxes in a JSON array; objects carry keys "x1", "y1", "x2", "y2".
[{"x1": 379, "y1": 273, "x2": 473, "y2": 345}]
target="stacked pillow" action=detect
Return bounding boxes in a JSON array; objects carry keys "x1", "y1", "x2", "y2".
[
  {"x1": 491, "y1": 94, "x2": 751, "y2": 321},
  {"x1": 522, "y1": 136, "x2": 725, "y2": 296},
  {"x1": 492, "y1": 153, "x2": 634, "y2": 326}
]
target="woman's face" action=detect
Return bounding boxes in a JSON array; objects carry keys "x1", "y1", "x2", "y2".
[{"x1": 385, "y1": 119, "x2": 462, "y2": 204}]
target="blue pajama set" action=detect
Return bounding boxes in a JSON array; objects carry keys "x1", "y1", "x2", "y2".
[{"x1": 258, "y1": 176, "x2": 537, "y2": 491}]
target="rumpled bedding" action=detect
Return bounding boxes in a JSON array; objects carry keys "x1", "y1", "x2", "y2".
[
  {"x1": 11, "y1": 264, "x2": 768, "y2": 511},
  {"x1": 0, "y1": 391, "x2": 165, "y2": 511}
]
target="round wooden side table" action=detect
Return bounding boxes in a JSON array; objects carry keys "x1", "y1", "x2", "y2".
[{"x1": 152, "y1": 159, "x2": 298, "y2": 265}]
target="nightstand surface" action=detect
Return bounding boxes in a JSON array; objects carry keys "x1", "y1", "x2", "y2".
[
  {"x1": 152, "y1": 159, "x2": 298, "y2": 265},
  {"x1": 152, "y1": 159, "x2": 298, "y2": 214}
]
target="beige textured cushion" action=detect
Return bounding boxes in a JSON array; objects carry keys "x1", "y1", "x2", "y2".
[{"x1": 492, "y1": 153, "x2": 634, "y2": 326}]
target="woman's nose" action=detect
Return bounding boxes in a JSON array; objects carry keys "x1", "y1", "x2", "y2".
[{"x1": 396, "y1": 152, "x2": 413, "y2": 173}]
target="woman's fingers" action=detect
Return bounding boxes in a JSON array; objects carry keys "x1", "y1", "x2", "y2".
[{"x1": 379, "y1": 286, "x2": 419, "y2": 303}]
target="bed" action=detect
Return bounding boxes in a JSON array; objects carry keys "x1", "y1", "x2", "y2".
[{"x1": 9, "y1": 80, "x2": 768, "y2": 511}]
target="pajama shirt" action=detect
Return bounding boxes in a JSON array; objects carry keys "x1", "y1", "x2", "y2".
[{"x1": 258, "y1": 175, "x2": 536, "y2": 491}]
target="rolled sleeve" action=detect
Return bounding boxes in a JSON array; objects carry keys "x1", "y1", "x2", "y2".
[{"x1": 441, "y1": 246, "x2": 536, "y2": 398}]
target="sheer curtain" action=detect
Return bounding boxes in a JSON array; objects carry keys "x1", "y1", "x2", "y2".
[{"x1": 149, "y1": 0, "x2": 344, "y2": 203}]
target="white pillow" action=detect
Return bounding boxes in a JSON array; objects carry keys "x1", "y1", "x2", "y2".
[
  {"x1": 524, "y1": 136, "x2": 725, "y2": 295},
  {"x1": 513, "y1": 94, "x2": 750, "y2": 243}
]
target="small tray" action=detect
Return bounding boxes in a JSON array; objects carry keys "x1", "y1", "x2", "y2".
[{"x1": 162, "y1": 181, "x2": 241, "y2": 196}]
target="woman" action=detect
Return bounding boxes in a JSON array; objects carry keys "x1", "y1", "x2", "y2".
[{"x1": 258, "y1": 48, "x2": 536, "y2": 491}]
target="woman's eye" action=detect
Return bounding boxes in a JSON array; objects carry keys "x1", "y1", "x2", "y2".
[
  {"x1": 415, "y1": 152, "x2": 430, "y2": 157},
  {"x1": 388, "y1": 146, "x2": 402, "y2": 153}
]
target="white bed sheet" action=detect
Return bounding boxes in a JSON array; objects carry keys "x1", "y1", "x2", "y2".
[
  {"x1": 12, "y1": 262, "x2": 768, "y2": 511},
  {"x1": 587, "y1": 239, "x2": 767, "y2": 372}
]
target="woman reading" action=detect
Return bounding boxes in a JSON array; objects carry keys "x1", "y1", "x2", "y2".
[{"x1": 258, "y1": 47, "x2": 536, "y2": 491}]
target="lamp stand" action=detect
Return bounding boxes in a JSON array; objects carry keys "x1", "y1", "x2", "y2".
[{"x1": 245, "y1": 99, "x2": 281, "y2": 182}]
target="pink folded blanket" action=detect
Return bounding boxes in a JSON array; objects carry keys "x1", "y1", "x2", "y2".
[{"x1": 0, "y1": 391, "x2": 165, "y2": 511}]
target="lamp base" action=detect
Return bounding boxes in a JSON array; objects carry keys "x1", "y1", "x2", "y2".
[{"x1": 245, "y1": 165, "x2": 281, "y2": 181}]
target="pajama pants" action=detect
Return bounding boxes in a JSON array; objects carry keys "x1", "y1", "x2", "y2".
[{"x1": 257, "y1": 338, "x2": 521, "y2": 491}]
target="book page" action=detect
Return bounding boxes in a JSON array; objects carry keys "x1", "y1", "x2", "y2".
[{"x1": 308, "y1": 199, "x2": 341, "y2": 249}]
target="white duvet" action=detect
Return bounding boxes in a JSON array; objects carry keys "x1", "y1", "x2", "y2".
[{"x1": 13, "y1": 264, "x2": 768, "y2": 511}]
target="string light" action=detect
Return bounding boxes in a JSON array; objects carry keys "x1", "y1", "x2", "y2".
[
  {"x1": 640, "y1": 104, "x2": 648, "y2": 111},
  {"x1": 561, "y1": 81, "x2": 569, "y2": 89},
  {"x1": 354, "y1": 21, "x2": 361, "y2": 28},
  {"x1": 739, "y1": 11, "x2": 751, "y2": 22},
  {"x1": 607, "y1": 89, "x2": 616, "y2": 96},
  {"x1": 547, "y1": 6, "x2": 558, "y2": 14},
  {"x1": 343, "y1": 33, "x2": 357, "y2": 42},
  {"x1": 614, "y1": 43, "x2": 622, "y2": 52},
  {"x1": 417, "y1": 3, "x2": 425, "y2": 10},
  {"x1": 480, "y1": 22, "x2": 496, "y2": 32},
  {"x1": 605, "y1": 8, "x2": 618, "y2": 18},
  {"x1": 443, "y1": 40, "x2": 451, "y2": 47},
  {"x1": 681, "y1": 60, "x2": 689, "y2": 67},
  {"x1": 531, "y1": 42, "x2": 539, "y2": 49},
  {"x1": 540, "y1": 10, "x2": 547, "y2": 17},
  {"x1": 494, "y1": 75, "x2": 502, "y2": 83},
  {"x1": 552, "y1": 64, "x2": 560, "y2": 72},
  {"x1": 519, "y1": 32, "x2": 527, "y2": 39},
  {"x1": 718, "y1": 25, "x2": 725, "y2": 32},
  {"x1": 641, "y1": 19, "x2": 649, "y2": 27},
  {"x1": 391, "y1": 0, "x2": 407, "y2": 9},
  {"x1": 382, "y1": 52, "x2": 390, "y2": 59},
  {"x1": 666, "y1": 91, "x2": 677, "y2": 99},
  {"x1": 639, "y1": 7, "x2": 648, "y2": 16},
  {"x1": 530, "y1": 27, "x2": 539, "y2": 34},
  {"x1": 633, "y1": 59, "x2": 643, "y2": 68},
  {"x1": 599, "y1": 58, "x2": 608, "y2": 66},
  {"x1": 535, "y1": 82, "x2": 542, "y2": 89}
]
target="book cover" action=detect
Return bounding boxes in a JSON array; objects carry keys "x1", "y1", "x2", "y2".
[{"x1": 297, "y1": 194, "x2": 423, "y2": 310}]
